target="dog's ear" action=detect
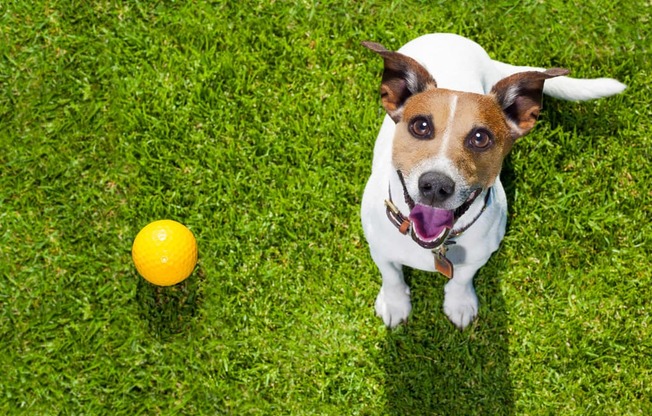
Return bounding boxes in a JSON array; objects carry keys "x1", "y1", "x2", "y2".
[
  {"x1": 362, "y1": 41, "x2": 437, "y2": 123},
  {"x1": 491, "y1": 68, "x2": 569, "y2": 138}
]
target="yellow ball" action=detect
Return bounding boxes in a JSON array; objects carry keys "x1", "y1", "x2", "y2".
[{"x1": 132, "y1": 220, "x2": 198, "y2": 286}]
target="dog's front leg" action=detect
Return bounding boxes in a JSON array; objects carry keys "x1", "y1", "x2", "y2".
[
  {"x1": 443, "y1": 263, "x2": 481, "y2": 329},
  {"x1": 373, "y1": 259, "x2": 411, "y2": 328}
]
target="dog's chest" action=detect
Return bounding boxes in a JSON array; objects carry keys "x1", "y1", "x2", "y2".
[{"x1": 362, "y1": 177, "x2": 508, "y2": 273}]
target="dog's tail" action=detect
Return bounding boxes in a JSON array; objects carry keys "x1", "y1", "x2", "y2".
[{"x1": 492, "y1": 60, "x2": 626, "y2": 101}]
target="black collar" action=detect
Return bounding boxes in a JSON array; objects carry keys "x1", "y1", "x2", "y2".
[{"x1": 385, "y1": 170, "x2": 491, "y2": 250}]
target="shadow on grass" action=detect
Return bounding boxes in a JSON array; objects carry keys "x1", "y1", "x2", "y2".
[
  {"x1": 382, "y1": 264, "x2": 514, "y2": 415},
  {"x1": 380, "y1": 98, "x2": 612, "y2": 414},
  {"x1": 382, "y1": 160, "x2": 516, "y2": 415},
  {"x1": 135, "y1": 268, "x2": 204, "y2": 339}
]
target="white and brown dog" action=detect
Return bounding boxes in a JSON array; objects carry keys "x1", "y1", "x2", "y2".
[{"x1": 361, "y1": 33, "x2": 625, "y2": 329}]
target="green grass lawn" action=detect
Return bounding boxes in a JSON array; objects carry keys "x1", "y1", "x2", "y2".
[{"x1": 1, "y1": 0, "x2": 650, "y2": 414}]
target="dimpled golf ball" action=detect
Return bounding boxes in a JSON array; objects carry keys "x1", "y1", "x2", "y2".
[{"x1": 132, "y1": 220, "x2": 197, "y2": 286}]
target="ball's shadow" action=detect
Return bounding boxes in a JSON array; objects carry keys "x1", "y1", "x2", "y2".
[{"x1": 135, "y1": 267, "x2": 204, "y2": 339}]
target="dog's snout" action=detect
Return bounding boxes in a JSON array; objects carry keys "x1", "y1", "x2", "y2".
[{"x1": 418, "y1": 171, "x2": 455, "y2": 203}]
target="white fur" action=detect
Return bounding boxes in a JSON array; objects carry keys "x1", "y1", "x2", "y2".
[
  {"x1": 361, "y1": 33, "x2": 625, "y2": 329},
  {"x1": 491, "y1": 60, "x2": 627, "y2": 100},
  {"x1": 439, "y1": 94, "x2": 459, "y2": 153}
]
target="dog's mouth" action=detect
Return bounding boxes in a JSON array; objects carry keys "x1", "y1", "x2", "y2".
[
  {"x1": 408, "y1": 205, "x2": 454, "y2": 242},
  {"x1": 408, "y1": 189, "x2": 482, "y2": 242}
]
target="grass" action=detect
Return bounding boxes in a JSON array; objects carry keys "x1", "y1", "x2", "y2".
[{"x1": 1, "y1": 0, "x2": 650, "y2": 414}]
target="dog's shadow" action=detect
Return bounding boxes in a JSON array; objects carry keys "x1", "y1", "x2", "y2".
[
  {"x1": 380, "y1": 97, "x2": 616, "y2": 414},
  {"x1": 382, "y1": 259, "x2": 514, "y2": 415},
  {"x1": 383, "y1": 159, "x2": 517, "y2": 415}
]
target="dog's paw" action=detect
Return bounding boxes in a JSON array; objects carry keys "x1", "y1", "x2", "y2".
[
  {"x1": 443, "y1": 281, "x2": 478, "y2": 330},
  {"x1": 375, "y1": 285, "x2": 411, "y2": 328}
]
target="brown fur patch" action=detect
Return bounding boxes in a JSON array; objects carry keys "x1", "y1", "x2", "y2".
[{"x1": 392, "y1": 89, "x2": 513, "y2": 188}]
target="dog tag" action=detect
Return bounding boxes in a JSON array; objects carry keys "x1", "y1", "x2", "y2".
[{"x1": 434, "y1": 249, "x2": 454, "y2": 279}]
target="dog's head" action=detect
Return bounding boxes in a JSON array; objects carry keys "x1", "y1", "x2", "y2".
[{"x1": 364, "y1": 41, "x2": 567, "y2": 242}]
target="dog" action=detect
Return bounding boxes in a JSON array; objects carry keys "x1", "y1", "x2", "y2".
[{"x1": 360, "y1": 33, "x2": 625, "y2": 329}]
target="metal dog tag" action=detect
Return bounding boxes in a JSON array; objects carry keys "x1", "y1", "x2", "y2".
[{"x1": 434, "y1": 248, "x2": 454, "y2": 279}]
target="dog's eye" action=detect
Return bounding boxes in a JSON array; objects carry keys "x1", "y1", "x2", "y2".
[
  {"x1": 466, "y1": 128, "x2": 494, "y2": 151},
  {"x1": 408, "y1": 116, "x2": 434, "y2": 140}
]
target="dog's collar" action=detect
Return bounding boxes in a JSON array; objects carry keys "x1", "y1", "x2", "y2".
[
  {"x1": 385, "y1": 186, "x2": 490, "y2": 247},
  {"x1": 384, "y1": 171, "x2": 491, "y2": 278},
  {"x1": 385, "y1": 170, "x2": 490, "y2": 247}
]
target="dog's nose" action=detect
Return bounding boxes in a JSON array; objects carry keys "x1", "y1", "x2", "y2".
[{"x1": 418, "y1": 171, "x2": 455, "y2": 203}]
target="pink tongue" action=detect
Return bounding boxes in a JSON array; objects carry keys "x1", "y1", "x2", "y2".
[{"x1": 409, "y1": 204, "x2": 454, "y2": 241}]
